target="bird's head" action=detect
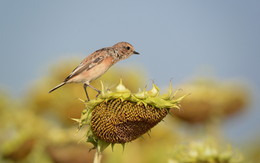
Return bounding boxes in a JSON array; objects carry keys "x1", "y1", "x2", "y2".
[{"x1": 112, "y1": 42, "x2": 139, "y2": 61}]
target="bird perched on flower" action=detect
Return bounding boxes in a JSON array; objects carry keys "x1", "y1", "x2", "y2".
[{"x1": 49, "y1": 42, "x2": 139, "y2": 101}]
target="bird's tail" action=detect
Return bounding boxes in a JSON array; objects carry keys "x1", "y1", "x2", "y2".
[{"x1": 49, "y1": 82, "x2": 66, "y2": 93}]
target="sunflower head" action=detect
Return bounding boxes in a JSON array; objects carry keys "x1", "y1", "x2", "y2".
[
  {"x1": 76, "y1": 80, "x2": 185, "y2": 152},
  {"x1": 171, "y1": 78, "x2": 248, "y2": 123},
  {"x1": 169, "y1": 140, "x2": 243, "y2": 163}
]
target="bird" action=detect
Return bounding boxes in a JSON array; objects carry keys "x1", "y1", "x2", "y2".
[{"x1": 49, "y1": 42, "x2": 140, "y2": 101}]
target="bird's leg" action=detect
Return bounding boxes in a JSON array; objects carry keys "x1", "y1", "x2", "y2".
[
  {"x1": 83, "y1": 83, "x2": 90, "y2": 101},
  {"x1": 88, "y1": 84, "x2": 101, "y2": 98}
]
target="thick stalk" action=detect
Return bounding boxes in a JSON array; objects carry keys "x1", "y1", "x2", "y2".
[{"x1": 93, "y1": 151, "x2": 102, "y2": 163}]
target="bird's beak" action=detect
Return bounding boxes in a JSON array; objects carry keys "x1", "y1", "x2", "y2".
[{"x1": 133, "y1": 51, "x2": 140, "y2": 55}]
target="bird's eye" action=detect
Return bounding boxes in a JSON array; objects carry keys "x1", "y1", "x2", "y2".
[{"x1": 126, "y1": 46, "x2": 130, "y2": 50}]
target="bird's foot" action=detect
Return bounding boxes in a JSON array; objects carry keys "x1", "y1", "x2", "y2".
[{"x1": 95, "y1": 90, "x2": 101, "y2": 99}]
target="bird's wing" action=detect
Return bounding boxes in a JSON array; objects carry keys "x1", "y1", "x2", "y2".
[{"x1": 64, "y1": 49, "x2": 107, "y2": 82}]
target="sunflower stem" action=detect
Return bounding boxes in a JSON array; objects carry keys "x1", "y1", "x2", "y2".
[{"x1": 93, "y1": 151, "x2": 102, "y2": 163}]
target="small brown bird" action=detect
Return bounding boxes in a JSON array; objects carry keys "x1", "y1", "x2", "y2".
[{"x1": 49, "y1": 42, "x2": 139, "y2": 101}]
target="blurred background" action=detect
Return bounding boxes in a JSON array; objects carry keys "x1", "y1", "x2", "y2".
[{"x1": 0, "y1": 0, "x2": 259, "y2": 163}]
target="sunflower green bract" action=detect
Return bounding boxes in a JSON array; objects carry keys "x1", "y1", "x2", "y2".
[{"x1": 76, "y1": 80, "x2": 185, "y2": 151}]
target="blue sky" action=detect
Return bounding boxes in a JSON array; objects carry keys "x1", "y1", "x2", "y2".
[{"x1": 0, "y1": 0, "x2": 259, "y2": 144}]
